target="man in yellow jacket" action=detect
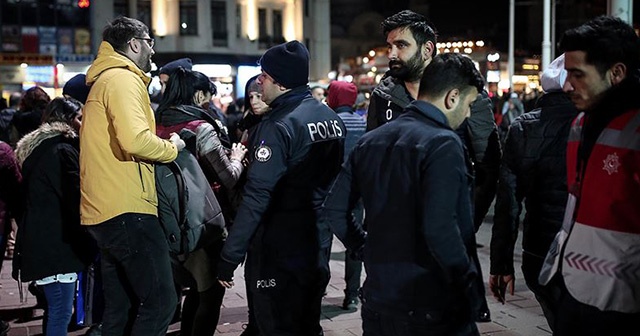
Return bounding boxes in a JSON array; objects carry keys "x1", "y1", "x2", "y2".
[{"x1": 80, "y1": 16, "x2": 184, "y2": 336}]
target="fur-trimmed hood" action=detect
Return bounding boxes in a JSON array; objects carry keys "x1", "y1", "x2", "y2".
[{"x1": 15, "y1": 122, "x2": 78, "y2": 166}]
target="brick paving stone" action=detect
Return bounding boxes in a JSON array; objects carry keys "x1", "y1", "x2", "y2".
[{"x1": 0, "y1": 217, "x2": 551, "y2": 335}]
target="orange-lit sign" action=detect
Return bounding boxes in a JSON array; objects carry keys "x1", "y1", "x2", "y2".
[{"x1": 78, "y1": 0, "x2": 90, "y2": 8}]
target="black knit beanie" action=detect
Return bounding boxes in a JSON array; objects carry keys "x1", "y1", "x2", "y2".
[
  {"x1": 63, "y1": 74, "x2": 90, "y2": 104},
  {"x1": 159, "y1": 58, "x2": 193, "y2": 75},
  {"x1": 259, "y1": 41, "x2": 309, "y2": 89}
]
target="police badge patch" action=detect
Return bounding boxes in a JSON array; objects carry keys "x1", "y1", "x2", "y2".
[{"x1": 255, "y1": 144, "x2": 272, "y2": 162}]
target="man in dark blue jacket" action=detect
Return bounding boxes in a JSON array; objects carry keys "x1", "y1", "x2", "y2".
[
  {"x1": 323, "y1": 53, "x2": 484, "y2": 336},
  {"x1": 367, "y1": 10, "x2": 498, "y2": 322},
  {"x1": 217, "y1": 41, "x2": 346, "y2": 335}
]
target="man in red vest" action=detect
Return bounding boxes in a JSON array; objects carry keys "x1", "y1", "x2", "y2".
[{"x1": 538, "y1": 16, "x2": 640, "y2": 335}]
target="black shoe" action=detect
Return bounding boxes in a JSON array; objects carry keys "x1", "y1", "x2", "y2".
[
  {"x1": 0, "y1": 320, "x2": 10, "y2": 336},
  {"x1": 477, "y1": 310, "x2": 491, "y2": 323},
  {"x1": 342, "y1": 297, "x2": 358, "y2": 310}
]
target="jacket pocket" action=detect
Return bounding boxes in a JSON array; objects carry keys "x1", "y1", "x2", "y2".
[{"x1": 139, "y1": 162, "x2": 158, "y2": 206}]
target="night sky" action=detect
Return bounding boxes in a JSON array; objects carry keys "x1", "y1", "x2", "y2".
[{"x1": 339, "y1": 0, "x2": 640, "y2": 56}]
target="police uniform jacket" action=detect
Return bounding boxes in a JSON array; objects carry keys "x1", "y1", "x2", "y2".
[
  {"x1": 220, "y1": 87, "x2": 345, "y2": 274},
  {"x1": 323, "y1": 100, "x2": 480, "y2": 317}
]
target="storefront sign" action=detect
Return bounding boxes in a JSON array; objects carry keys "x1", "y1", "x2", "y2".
[{"x1": 39, "y1": 26, "x2": 57, "y2": 55}]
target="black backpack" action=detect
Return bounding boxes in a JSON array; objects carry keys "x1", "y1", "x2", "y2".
[{"x1": 156, "y1": 150, "x2": 227, "y2": 260}]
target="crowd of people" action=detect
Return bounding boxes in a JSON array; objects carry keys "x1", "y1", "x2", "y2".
[{"x1": 0, "y1": 9, "x2": 638, "y2": 336}]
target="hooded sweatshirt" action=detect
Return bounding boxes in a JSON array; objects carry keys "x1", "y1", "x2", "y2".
[{"x1": 80, "y1": 41, "x2": 178, "y2": 225}]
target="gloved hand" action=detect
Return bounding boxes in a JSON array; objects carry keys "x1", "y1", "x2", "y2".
[
  {"x1": 169, "y1": 132, "x2": 186, "y2": 151},
  {"x1": 217, "y1": 259, "x2": 237, "y2": 288}
]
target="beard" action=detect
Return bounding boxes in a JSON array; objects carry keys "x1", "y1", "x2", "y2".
[
  {"x1": 137, "y1": 50, "x2": 152, "y2": 73},
  {"x1": 141, "y1": 54, "x2": 152, "y2": 73},
  {"x1": 388, "y1": 48, "x2": 425, "y2": 82}
]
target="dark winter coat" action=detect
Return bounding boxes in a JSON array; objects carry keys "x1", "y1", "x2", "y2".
[
  {"x1": 368, "y1": 75, "x2": 501, "y2": 229},
  {"x1": 324, "y1": 100, "x2": 480, "y2": 318},
  {"x1": 219, "y1": 87, "x2": 345, "y2": 273},
  {"x1": 13, "y1": 122, "x2": 94, "y2": 282},
  {"x1": 156, "y1": 104, "x2": 245, "y2": 223},
  {"x1": 490, "y1": 91, "x2": 578, "y2": 275}
]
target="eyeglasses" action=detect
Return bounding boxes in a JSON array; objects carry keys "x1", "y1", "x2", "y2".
[
  {"x1": 132, "y1": 36, "x2": 155, "y2": 48},
  {"x1": 258, "y1": 71, "x2": 276, "y2": 84}
]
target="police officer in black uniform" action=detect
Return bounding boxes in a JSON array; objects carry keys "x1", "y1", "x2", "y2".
[{"x1": 217, "y1": 41, "x2": 346, "y2": 336}]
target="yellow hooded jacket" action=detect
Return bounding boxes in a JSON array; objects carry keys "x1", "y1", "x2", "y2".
[{"x1": 80, "y1": 41, "x2": 178, "y2": 225}]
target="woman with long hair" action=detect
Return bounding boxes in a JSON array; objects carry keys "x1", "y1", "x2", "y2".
[
  {"x1": 155, "y1": 67, "x2": 247, "y2": 336},
  {"x1": 13, "y1": 97, "x2": 95, "y2": 336}
]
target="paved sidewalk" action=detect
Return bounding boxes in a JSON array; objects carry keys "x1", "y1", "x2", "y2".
[{"x1": 0, "y1": 219, "x2": 551, "y2": 335}]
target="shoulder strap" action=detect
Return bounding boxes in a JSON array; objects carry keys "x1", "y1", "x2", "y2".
[
  {"x1": 179, "y1": 107, "x2": 218, "y2": 127},
  {"x1": 166, "y1": 161, "x2": 186, "y2": 228},
  {"x1": 178, "y1": 108, "x2": 232, "y2": 148}
]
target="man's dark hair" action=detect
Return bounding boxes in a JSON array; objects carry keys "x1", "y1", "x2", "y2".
[
  {"x1": 157, "y1": 68, "x2": 217, "y2": 111},
  {"x1": 559, "y1": 15, "x2": 640, "y2": 76},
  {"x1": 382, "y1": 10, "x2": 438, "y2": 57},
  {"x1": 419, "y1": 53, "x2": 485, "y2": 98},
  {"x1": 102, "y1": 16, "x2": 149, "y2": 52}
]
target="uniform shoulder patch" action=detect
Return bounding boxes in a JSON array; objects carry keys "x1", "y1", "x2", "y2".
[{"x1": 255, "y1": 144, "x2": 272, "y2": 162}]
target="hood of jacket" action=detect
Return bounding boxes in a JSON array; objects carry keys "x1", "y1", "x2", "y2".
[
  {"x1": 327, "y1": 81, "x2": 357, "y2": 110},
  {"x1": 156, "y1": 104, "x2": 211, "y2": 126},
  {"x1": 86, "y1": 41, "x2": 151, "y2": 87},
  {"x1": 15, "y1": 122, "x2": 77, "y2": 166},
  {"x1": 372, "y1": 73, "x2": 413, "y2": 108}
]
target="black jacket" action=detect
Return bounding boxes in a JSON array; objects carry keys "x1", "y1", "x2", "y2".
[
  {"x1": 368, "y1": 76, "x2": 501, "y2": 229},
  {"x1": 490, "y1": 91, "x2": 578, "y2": 275},
  {"x1": 13, "y1": 123, "x2": 94, "y2": 282},
  {"x1": 324, "y1": 100, "x2": 480, "y2": 316},
  {"x1": 366, "y1": 75, "x2": 412, "y2": 131},
  {"x1": 456, "y1": 90, "x2": 502, "y2": 229},
  {"x1": 219, "y1": 87, "x2": 345, "y2": 273}
]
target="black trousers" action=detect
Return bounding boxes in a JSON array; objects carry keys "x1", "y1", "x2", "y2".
[
  {"x1": 344, "y1": 201, "x2": 364, "y2": 298},
  {"x1": 247, "y1": 247, "x2": 330, "y2": 336},
  {"x1": 554, "y1": 276, "x2": 640, "y2": 336},
  {"x1": 87, "y1": 213, "x2": 177, "y2": 336}
]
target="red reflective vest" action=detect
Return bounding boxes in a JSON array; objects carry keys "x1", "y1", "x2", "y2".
[{"x1": 562, "y1": 110, "x2": 640, "y2": 313}]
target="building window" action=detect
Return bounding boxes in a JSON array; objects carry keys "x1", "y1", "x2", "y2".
[
  {"x1": 236, "y1": 3, "x2": 241, "y2": 39},
  {"x1": 258, "y1": 8, "x2": 269, "y2": 48},
  {"x1": 39, "y1": 0, "x2": 56, "y2": 26},
  {"x1": 272, "y1": 10, "x2": 284, "y2": 44},
  {"x1": 1, "y1": 0, "x2": 21, "y2": 25},
  {"x1": 180, "y1": 0, "x2": 198, "y2": 36},
  {"x1": 114, "y1": 0, "x2": 129, "y2": 17},
  {"x1": 138, "y1": 0, "x2": 152, "y2": 31},
  {"x1": 210, "y1": 0, "x2": 227, "y2": 46},
  {"x1": 21, "y1": 0, "x2": 38, "y2": 26}
]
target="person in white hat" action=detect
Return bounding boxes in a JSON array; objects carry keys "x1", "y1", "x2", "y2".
[{"x1": 488, "y1": 53, "x2": 578, "y2": 331}]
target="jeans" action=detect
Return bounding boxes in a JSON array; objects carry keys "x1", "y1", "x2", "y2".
[
  {"x1": 41, "y1": 281, "x2": 76, "y2": 336},
  {"x1": 87, "y1": 213, "x2": 177, "y2": 336}
]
